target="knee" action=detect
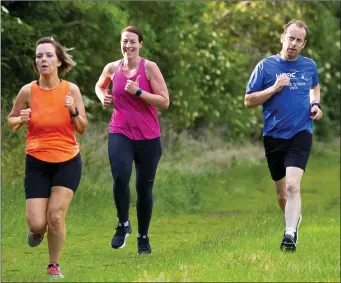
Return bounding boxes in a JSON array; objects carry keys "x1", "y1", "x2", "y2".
[
  {"x1": 137, "y1": 189, "x2": 153, "y2": 203},
  {"x1": 26, "y1": 214, "x2": 47, "y2": 233},
  {"x1": 113, "y1": 174, "x2": 130, "y2": 187},
  {"x1": 286, "y1": 181, "x2": 300, "y2": 195},
  {"x1": 47, "y1": 209, "x2": 65, "y2": 230}
]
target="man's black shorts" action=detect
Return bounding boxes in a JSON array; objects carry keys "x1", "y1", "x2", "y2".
[
  {"x1": 263, "y1": 130, "x2": 312, "y2": 181},
  {"x1": 24, "y1": 153, "x2": 82, "y2": 199}
]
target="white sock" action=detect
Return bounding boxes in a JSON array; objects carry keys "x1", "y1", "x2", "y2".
[
  {"x1": 285, "y1": 227, "x2": 296, "y2": 237},
  {"x1": 137, "y1": 233, "x2": 147, "y2": 238}
]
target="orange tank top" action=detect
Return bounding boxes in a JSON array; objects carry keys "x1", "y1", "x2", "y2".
[{"x1": 26, "y1": 80, "x2": 79, "y2": 162}]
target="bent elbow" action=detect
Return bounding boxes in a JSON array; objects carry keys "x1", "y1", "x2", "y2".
[
  {"x1": 244, "y1": 96, "x2": 251, "y2": 109},
  {"x1": 164, "y1": 99, "x2": 170, "y2": 109},
  {"x1": 161, "y1": 97, "x2": 169, "y2": 109},
  {"x1": 244, "y1": 95, "x2": 256, "y2": 109},
  {"x1": 245, "y1": 101, "x2": 252, "y2": 109}
]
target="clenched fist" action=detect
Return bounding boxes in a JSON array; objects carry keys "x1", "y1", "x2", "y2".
[
  {"x1": 65, "y1": 93, "x2": 75, "y2": 113},
  {"x1": 273, "y1": 74, "x2": 290, "y2": 92},
  {"x1": 20, "y1": 108, "x2": 31, "y2": 123},
  {"x1": 103, "y1": 89, "x2": 113, "y2": 107},
  {"x1": 125, "y1": 75, "x2": 140, "y2": 95}
]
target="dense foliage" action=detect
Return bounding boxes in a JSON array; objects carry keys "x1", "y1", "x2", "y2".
[{"x1": 2, "y1": 1, "x2": 340, "y2": 140}]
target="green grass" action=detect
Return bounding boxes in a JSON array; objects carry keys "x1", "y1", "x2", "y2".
[{"x1": 1, "y1": 127, "x2": 340, "y2": 282}]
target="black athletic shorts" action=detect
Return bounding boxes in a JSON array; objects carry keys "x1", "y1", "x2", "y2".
[
  {"x1": 263, "y1": 130, "x2": 312, "y2": 181},
  {"x1": 24, "y1": 153, "x2": 82, "y2": 199}
]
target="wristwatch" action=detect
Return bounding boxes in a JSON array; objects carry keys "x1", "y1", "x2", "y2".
[
  {"x1": 135, "y1": 88, "x2": 143, "y2": 97},
  {"x1": 70, "y1": 107, "x2": 79, "y2": 117},
  {"x1": 311, "y1": 102, "x2": 321, "y2": 110}
]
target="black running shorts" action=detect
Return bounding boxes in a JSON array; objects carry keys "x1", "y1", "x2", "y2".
[
  {"x1": 263, "y1": 130, "x2": 312, "y2": 181},
  {"x1": 24, "y1": 153, "x2": 82, "y2": 199}
]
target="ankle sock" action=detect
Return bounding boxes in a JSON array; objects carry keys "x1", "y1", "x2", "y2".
[{"x1": 285, "y1": 227, "x2": 296, "y2": 237}]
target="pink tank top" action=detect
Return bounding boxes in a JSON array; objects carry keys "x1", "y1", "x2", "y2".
[{"x1": 109, "y1": 58, "x2": 161, "y2": 140}]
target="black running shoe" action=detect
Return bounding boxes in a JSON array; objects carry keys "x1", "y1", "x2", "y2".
[
  {"x1": 28, "y1": 231, "x2": 44, "y2": 247},
  {"x1": 111, "y1": 222, "x2": 132, "y2": 249},
  {"x1": 280, "y1": 233, "x2": 297, "y2": 252},
  {"x1": 137, "y1": 235, "x2": 152, "y2": 255},
  {"x1": 282, "y1": 213, "x2": 302, "y2": 247}
]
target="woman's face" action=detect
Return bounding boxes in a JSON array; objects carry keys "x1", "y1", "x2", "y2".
[
  {"x1": 35, "y1": 43, "x2": 61, "y2": 75},
  {"x1": 121, "y1": 31, "x2": 142, "y2": 59}
]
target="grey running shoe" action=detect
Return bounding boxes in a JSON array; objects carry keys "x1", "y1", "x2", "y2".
[
  {"x1": 28, "y1": 231, "x2": 44, "y2": 247},
  {"x1": 47, "y1": 264, "x2": 64, "y2": 279}
]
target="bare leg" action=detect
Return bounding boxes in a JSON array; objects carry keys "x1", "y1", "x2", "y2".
[
  {"x1": 46, "y1": 186, "x2": 74, "y2": 264},
  {"x1": 26, "y1": 198, "x2": 49, "y2": 233},
  {"x1": 274, "y1": 177, "x2": 287, "y2": 212},
  {"x1": 285, "y1": 167, "x2": 303, "y2": 229}
]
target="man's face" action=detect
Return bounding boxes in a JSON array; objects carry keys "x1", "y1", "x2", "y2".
[{"x1": 281, "y1": 24, "x2": 307, "y2": 60}]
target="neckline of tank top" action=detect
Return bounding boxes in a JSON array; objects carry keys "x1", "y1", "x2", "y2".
[
  {"x1": 35, "y1": 79, "x2": 63, "y2": 91},
  {"x1": 119, "y1": 58, "x2": 144, "y2": 80}
]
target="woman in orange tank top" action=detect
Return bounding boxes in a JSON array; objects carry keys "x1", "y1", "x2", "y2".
[{"x1": 7, "y1": 37, "x2": 88, "y2": 279}]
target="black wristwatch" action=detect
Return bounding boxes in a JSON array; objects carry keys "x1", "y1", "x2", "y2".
[
  {"x1": 311, "y1": 102, "x2": 321, "y2": 110},
  {"x1": 135, "y1": 88, "x2": 143, "y2": 97},
  {"x1": 70, "y1": 108, "x2": 79, "y2": 117}
]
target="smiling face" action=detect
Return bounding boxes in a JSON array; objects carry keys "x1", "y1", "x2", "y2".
[
  {"x1": 280, "y1": 24, "x2": 307, "y2": 61},
  {"x1": 121, "y1": 31, "x2": 143, "y2": 59},
  {"x1": 35, "y1": 43, "x2": 61, "y2": 75}
]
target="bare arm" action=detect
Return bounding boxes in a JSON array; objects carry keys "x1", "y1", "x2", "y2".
[
  {"x1": 310, "y1": 84, "x2": 322, "y2": 120},
  {"x1": 7, "y1": 84, "x2": 31, "y2": 132},
  {"x1": 68, "y1": 83, "x2": 88, "y2": 134},
  {"x1": 141, "y1": 61, "x2": 169, "y2": 109},
  {"x1": 244, "y1": 74, "x2": 290, "y2": 108},
  {"x1": 310, "y1": 83, "x2": 320, "y2": 104},
  {"x1": 125, "y1": 61, "x2": 169, "y2": 109},
  {"x1": 244, "y1": 86, "x2": 278, "y2": 108},
  {"x1": 94, "y1": 62, "x2": 116, "y2": 106}
]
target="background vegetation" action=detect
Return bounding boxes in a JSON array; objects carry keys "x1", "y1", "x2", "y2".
[{"x1": 2, "y1": 1, "x2": 340, "y2": 141}]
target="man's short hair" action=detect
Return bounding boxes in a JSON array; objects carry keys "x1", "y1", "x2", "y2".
[{"x1": 283, "y1": 19, "x2": 308, "y2": 40}]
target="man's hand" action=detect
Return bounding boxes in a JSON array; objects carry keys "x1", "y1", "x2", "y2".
[
  {"x1": 311, "y1": 104, "x2": 323, "y2": 120},
  {"x1": 273, "y1": 74, "x2": 290, "y2": 92}
]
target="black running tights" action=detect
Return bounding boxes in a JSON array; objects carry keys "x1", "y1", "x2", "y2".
[{"x1": 108, "y1": 133, "x2": 162, "y2": 235}]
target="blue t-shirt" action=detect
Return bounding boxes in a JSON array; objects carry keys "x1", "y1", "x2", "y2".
[{"x1": 246, "y1": 54, "x2": 319, "y2": 139}]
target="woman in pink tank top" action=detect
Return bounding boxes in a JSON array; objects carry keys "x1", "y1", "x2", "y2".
[{"x1": 95, "y1": 26, "x2": 169, "y2": 254}]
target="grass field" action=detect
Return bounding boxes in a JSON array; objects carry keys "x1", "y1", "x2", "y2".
[{"x1": 1, "y1": 127, "x2": 340, "y2": 282}]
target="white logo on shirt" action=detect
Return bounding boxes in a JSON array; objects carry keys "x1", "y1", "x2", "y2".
[
  {"x1": 276, "y1": 72, "x2": 308, "y2": 90},
  {"x1": 276, "y1": 72, "x2": 296, "y2": 78}
]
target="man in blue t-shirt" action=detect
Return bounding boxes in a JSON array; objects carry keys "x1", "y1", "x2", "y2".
[{"x1": 245, "y1": 19, "x2": 323, "y2": 252}]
